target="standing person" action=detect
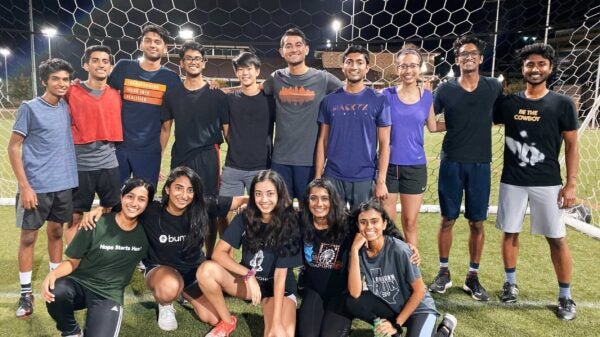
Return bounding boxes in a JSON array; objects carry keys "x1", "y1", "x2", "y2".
[
  {"x1": 428, "y1": 35, "x2": 502, "y2": 301},
  {"x1": 346, "y1": 199, "x2": 457, "y2": 337},
  {"x1": 263, "y1": 28, "x2": 344, "y2": 203},
  {"x1": 7, "y1": 58, "x2": 78, "y2": 319},
  {"x1": 65, "y1": 45, "x2": 123, "y2": 243},
  {"x1": 220, "y1": 52, "x2": 275, "y2": 197},
  {"x1": 315, "y1": 45, "x2": 391, "y2": 209},
  {"x1": 380, "y1": 45, "x2": 445, "y2": 246},
  {"x1": 196, "y1": 170, "x2": 302, "y2": 337},
  {"x1": 108, "y1": 24, "x2": 182, "y2": 188},
  {"x1": 41, "y1": 178, "x2": 154, "y2": 337},
  {"x1": 494, "y1": 43, "x2": 579, "y2": 320}
]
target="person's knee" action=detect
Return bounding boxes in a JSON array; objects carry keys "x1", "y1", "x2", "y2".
[
  {"x1": 47, "y1": 225, "x2": 63, "y2": 242},
  {"x1": 20, "y1": 230, "x2": 38, "y2": 247},
  {"x1": 468, "y1": 220, "x2": 484, "y2": 233},
  {"x1": 440, "y1": 218, "x2": 455, "y2": 231},
  {"x1": 196, "y1": 261, "x2": 220, "y2": 286},
  {"x1": 546, "y1": 237, "x2": 567, "y2": 250},
  {"x1": 52, "y1": 279, "x2": 75, "y2": 302},
  {"x1": 153, "y1": 279, "x2": 182, "y2": 302}
]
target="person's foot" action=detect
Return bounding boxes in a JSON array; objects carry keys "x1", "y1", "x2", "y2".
[
  {"x1": 429, "y1": 270, "x2": 452, "y2": 294},
  {"x1": 15, "y1": 293, "x2": 34, "y2": 319},
  {"x1": 500, "y1": 282, "x2": 519, "y2": 303},
  {"x1": 435, "y1": 313, "x2": 457, "y2": 337},
  {"x1": 557, "y1": 297, "x2": 576, "y2": 320},
  {"x1": 157, "y1": 303, "x2": 178, "y2": 331},
  {"x1": 205, "y1": 315, "x2": 237, "y2": 337},
  {"x1": 463, "y1": 275, "x2": 489, "y2": 301}
]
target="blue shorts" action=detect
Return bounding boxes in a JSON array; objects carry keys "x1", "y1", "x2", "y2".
[
  {"x1": 271, "y1": 162, "x2": 314, "y2": 200},
  {"x1": 116, "y1": 148, "x2": 160, "y2": 189},
  {"x1": 437, "y1": 160, "x2": 490, "y2": 221}
]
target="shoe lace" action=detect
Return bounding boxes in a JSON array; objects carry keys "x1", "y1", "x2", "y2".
[
  {"x1": 159, "y1": 305, "x2": 176, "y2": 319},
  {"x1": 18, "y1": 294, "x2": 32, "y2": 307}
]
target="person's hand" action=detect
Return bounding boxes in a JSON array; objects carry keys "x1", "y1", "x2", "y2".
[
  {"x1": 267, "y1": 322, "x2": 288, "y2": 337},
  {"x1": 80, "y1": 207, "x2": 103, "y2": 230},
  {"x1": 374, "y1": 181, "x2": 388, "y2": 200},
  {"x1": 352, "y1": 233, "x2": 368, "y2": 252},
  {"x1": 558, "y1": 184, "x2": 576, "y2": 208},
  {"x1": 158, "y1": 172, "x2": 166, "y2": 182},
  {"x1": 244, "y1": 275, "x2": 262, "y2": 306},
  {"x1": 407, "y1": 242, "x2": 421, "y2": 266},
  {"x1": 40, "y1": 272, "x2": 57, "y2": 303},
  {"x1": 19, "y1": 185, "x2": 38, "y2": 210},
  {"x1": 374, "y1": 318, "x2": 398, "y2": 337},
  {"x1": 208, "y1": 80, "x2": 220, "y2": 89}
]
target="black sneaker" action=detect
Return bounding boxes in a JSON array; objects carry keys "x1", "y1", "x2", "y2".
[
  {"x1": 15, "y1": 293, "x2": 34, "y2": 319},
  {"x1": 500, "y1": 282, "x2": 519, "y2": 303},
  {"x1": 435, "y1": 313, "x2": 457, "y2": 337},
  {"x1": 429, "y1": 271, "x2": 452, "y2": 294},
  {"x1": 462, "y1": 275, "x2": 489, "y2": 301},
  {"x1": 557, "y1": 297, "x2": 576, "y2": 320}
]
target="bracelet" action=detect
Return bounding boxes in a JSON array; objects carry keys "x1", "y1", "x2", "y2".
[{"x1": 243, "y1": 268, "x2": 256, "y2": 281}]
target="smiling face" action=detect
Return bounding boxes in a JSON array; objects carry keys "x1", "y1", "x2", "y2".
[
  {"x1": 279, "y1": 35, "x2": 309, "y2": 67},
  {"x1": 120, "y1": 186, "x2": 150, "y2": 220},
  {"x1": 456, "y1": 43, "x2": 483, "y2": 74},
  {"x1": 180, "y1": 49, "x2": 206, "y2": 78},
  {"x1": 357, "y1": 209, "x2": 386, "y2": 243},
  {"x1": 254, "y1": 180, "x2": 278, "y2": 217},
  {"x1": 396, "y1": 53, "x2": 421, "y2": 85},
  {"x1": 308, "y1": 186, "x2": 331, "y2": 221},
  {"x1": 342, "y1": 52, "x2": 369, "y2": 84},
  {"x1": 139, "y1": 31, "x2": 166, "y2": 62},
  {"x1": 165, "y1": 176, "x2": 194, "y2": 215},
  {"x1": 522, "y1": 54, "x2": 552, "y2": 86},
  {"x1": 43, "y1": 70, "x2": 71, "y2": 99},
  {"x1": 84, "y1": 51, "x2": 112, "y2": 81},
  {"x1": 235, "y1": 64, "x2": 260, "y2": 88}
]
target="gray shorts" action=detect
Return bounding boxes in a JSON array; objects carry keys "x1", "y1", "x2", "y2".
[
  {"x1": 16, "y1": 189, "x2": 73, "y2": 230},
  {"x1": 496, "y1": 183, "x2": 565, "y2": 238},
  {"x1": 325, "y1": 176, "x2": 373, "y2": 210},
  {"x1": 219, "y1": 166, "x2": 262, "y2": 196}
]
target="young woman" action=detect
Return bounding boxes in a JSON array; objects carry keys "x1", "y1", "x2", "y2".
[
  {"x1": 380, "y1": 45, "x2": 445, "y2": 246},
  {"x1": 82, "y1": 166, "x2": 247, "y2": 332},
  {"x1": 196, "y1": 170, "x2": 302, "y2": 337},
  {"x1": 297, "y1": 178, "x2": 353, "y2": 337},
  {"x1": 346, "y1": 199, "x2": 457, "y2": 337},
  {"x1": 41, "y1": 178, "x2": 155, "y2": 337}
]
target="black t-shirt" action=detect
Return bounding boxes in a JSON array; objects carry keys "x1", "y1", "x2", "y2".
[
  {"x1": 140, "y1": 196, "x2": 232, "y2": 273},
  {"x1": 221, "y1": 213, "x2": 302, "y2": 296},
  {"x1": 162, "y1": 84, "x2": 229, "y2": 165},
  {"x1": 434, "y1": 76, "x2": 503, "y2": 162},
  {"x1": 225, "y1": 90, "x2": 275, "y2": 170},
  {"x1": 302, "y1": 228, "x2": 351, "y2": 297},
  {"x1": 493, "y1": 91, "x2": 578, "y2": 186}
]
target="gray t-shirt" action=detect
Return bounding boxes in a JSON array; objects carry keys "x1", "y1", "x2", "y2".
[
  {"x1": 74, "y1": 84, "x2": 119, "y2": 171},
  {"x1": 12, "y1": 97, "x2": 78, "y2": 193},
  {"x1": 263, "y1": 68, "x2": 343, "y2": 166},
  {"x1": 359, "y1": 236, "x2": 437, "y2": 315}
]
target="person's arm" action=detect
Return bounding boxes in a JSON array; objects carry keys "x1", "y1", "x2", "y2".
[
  {"x1": 230, "y1": 196, "x2": 249, "y2": 211},
  {"x1": 374, "y1": 125, "x2": 391, "y2": 200},
  {"x1": 160, "y1": 119, "x2": 172, "y2": 157},
  {"x1": 314, "y1": 123, "x2": 329, "y2": 179},
  {"x1": 348, "y1": 233, "x2": 367, "y2": 298},
  {"x1": 394, "y1": 277, "x2": 426, "y2": 326},
  {"x1": 267, "y1": 268, "x2": 288, "y2": 337},
  {"x1": 212, "y1": 239, "x2": 262, "y2": 305},
  {"x1": 40, "y1": 258, "x2": 81, "y2": 303},
  {"x1": 222, "y1": 123, "x2": 230, "y2": 143},
  {"x1": 7, "y1": 133, "x2": 37, "y2": 209},
  {"x1": 425, "y1": 106, "x2": 445, "y2": 132},
  {"x1": 559, "y1": 130, "x2": 579, "y2": 208}
]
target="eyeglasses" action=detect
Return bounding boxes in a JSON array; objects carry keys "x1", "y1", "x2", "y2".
[
  {"x1": 457, "y1": 51, "x2": 480, "y2": 58},
  {"x1": 396, "y1": 63, "x2": 419, "y2": 70},
  {"x1": 183, "y1": 56, "x2": 205, "y2": 63}
]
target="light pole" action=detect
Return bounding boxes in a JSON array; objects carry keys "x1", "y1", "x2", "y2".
[
  {"x1": 41, "y1": 27, "x2": 57, "y2": 59},
  {"x1": 178, "y1": 28, "x2": 193, "y2": 41},
  {"x1": 331, "y1": 19, "x2": 342, "y2": 45},
  {"x1": 0, "y1": 48, "x2": 9, "y2": 100}
]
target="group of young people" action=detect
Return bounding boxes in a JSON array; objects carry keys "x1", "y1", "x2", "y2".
[{"x1": 8, "y1": 20, "x2": 579, "y2": 337}]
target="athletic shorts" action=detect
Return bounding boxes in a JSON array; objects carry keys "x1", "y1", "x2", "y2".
[
  {"x1": 219, "y1": 166, "x2": 261, "y2": 197},
  {"x1": 116, "y1": 148, "x2": 160, "y2": 189},
  {"x1": 496, "y1": 183, "x2": 565, "y2": 238},
  {"x1": 385, "y1": 164, "x2": 427, "y2": 194},
  {"x1": 271, "y1": 162, "x2": 314, "y2": 200},
  {"x1": 72, "y1": 168, "x2": 121, "y2": 212},
  {"x1": 16, "y1": 189, "x2": 72, "y2": 230},
  {"x1": 144, "y1": 264, "x2": 202, "y2": 298},
  {"x1": 172, "y1": 145, "x2": 221, "y2": 196},
  {"x1": 325, "y1": 176, "x2": 373, "y2": 210},
  {"x1": 438, "y1": 160, "x2": 490, "y2": 221}
]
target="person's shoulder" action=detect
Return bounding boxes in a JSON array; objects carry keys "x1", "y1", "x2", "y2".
[
  {"x1": 546, "y1": 90, "x2": 573, "y2": 103},
  {"x1": 481, "y1": 76, "x2": 503, "y2": 89},
  {"x1": 381, "y1": 86, "x2": 396, "y2": 95}
]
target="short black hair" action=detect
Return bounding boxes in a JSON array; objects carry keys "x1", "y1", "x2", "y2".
[
  {"x1": 232, "y1": 52, "x2": 261, "y2": 71},
  {"x1": 179, "y1": 41, "x2": 205, "y2": 59},
  {"x1": 519, "y1": 43, "x2": 556, "y2": 67},
  {"x1": 280, "y1": 27, "x2": 308, "y2": 48},
  {"x1": 343, "y1": 45, "x2": 370, "y2": 65},
  {"x1": 83, "y1": 45, "x2": 112, "y2": 65},
  {"x1": 453, "y1": 35, "x2": 486, "y2": 56},
  {"x1": 39, "y1": 58, "x2": 74, "y2": 83},
  {"x1": 140, "y1": 24, "x2": 170, "y2": 43}
]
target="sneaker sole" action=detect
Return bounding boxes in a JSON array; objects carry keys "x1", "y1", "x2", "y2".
[
  {"x1": 158, "y1": 323, "x2": 178, "y2": 331},
  {"x1": 501, "y1": 297, "x2": 518, "y2": 304},
  {"x1": 16, "y1": 313, "x2": 33, "y2": 320},
  {"x1": 430, "y1": 281, "x2": 453, "y2": 294},
  {"x1": 462, "y1": 284, "x2": 489, "y2": 301}
]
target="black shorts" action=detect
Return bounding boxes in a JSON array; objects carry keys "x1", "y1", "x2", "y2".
[
  {"x1": 172, "y1": 145, "x2": 221, "y2": 196},
  {"x1": 144, "y1": 264, "x2": 202, "y2": 298},
  {"x1": 16, "y1": 189, "x2": 73, "y2": 230},
  {"x1": 385, "y1": 164, "x2": 428, "y2": 194},
  {"x1": 72, "y1": 168, "x2": 121, "y2": 213}
]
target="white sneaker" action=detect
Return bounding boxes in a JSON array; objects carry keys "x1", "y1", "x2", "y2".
[{"x1": 157, "y1": 303, "x2": 178, "y2": 331}]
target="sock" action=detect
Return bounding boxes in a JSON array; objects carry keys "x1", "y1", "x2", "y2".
[
  {"x1": 19, "y1": 271, "x2": 32, "y2": 295},
  {"x1": 49, "y1": 261, "x2": 61, "y2": 271},
  {"x1": 504, "y1": 267, "x2": 517, "y2": 285},
  {"x1": 559, "y1": 282, "x2": 571, "y2": 298},
  {"x1": 467, "y1": 262, "x2": 479, "y2": 277},
  {"x1": 439, "y1": 257, "x2": 449, "y2": 271}
]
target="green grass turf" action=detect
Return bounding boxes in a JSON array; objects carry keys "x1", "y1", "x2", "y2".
[{"x1": 0, "y1": 205, "x2": 599, "y2": 336}]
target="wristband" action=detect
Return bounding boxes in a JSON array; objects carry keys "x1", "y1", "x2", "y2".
[{"x1": 243, "y1": 268, "x2": 256, "y2": 281}]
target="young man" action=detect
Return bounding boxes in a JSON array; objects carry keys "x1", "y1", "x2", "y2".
[
  {"x1": 108, "y1": 24, "x2": 182, "y2": 188},
  {"x1": 263, "y1": 28, "x2": 344, "y2": 202},
  {"x1": 65, "y1": 45, "x2": 122, "y2": 243},
  {"x1": 7, "y1": 58, "x2": 78, "y2": 318},
  {"x1": 315, "y1": 45, "x2": 391, "y2": 209},
  {"x1": 494, "y1": 43, "x2": 579, "y2": 320},
  {"x1": 429, "y1": 36, "x2": 502, "y2": 301},
  {"x1": 220, "y1": 52, "x2": 275, "y2": 197}
]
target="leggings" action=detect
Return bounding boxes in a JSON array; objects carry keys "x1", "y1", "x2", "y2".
[
  {"x1": 346, "y1": 290, "x2": 438, "y2": 337},
  {"x1": 46, "y1": 277, "x2": 123, "y2": 337},
  {"x1": 297, "y1": 287, "x2": 352, "y2": 337}
]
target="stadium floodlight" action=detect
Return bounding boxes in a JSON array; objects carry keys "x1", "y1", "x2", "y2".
[
  {"x1": 178, "y1": 28, "x2": 194, "y2": 40},
  {"x1": 41, "y1": 27, "x2": 57, "y2": 58},
  {"x1": 446, "y1": 68, "x2": 455, "y2": 78},
  {"x1": 326, "y1": 39, "x2": 331, "y2": 49},
  {"x1": 0, "y1": 48, "x2": 9, "y2": 99},
  {"x1": 497, "y1": 74, "x2": 505, "y2": 82},
  {"x1": 331, "y1": 19, "x2": 342, "y2": 43}
]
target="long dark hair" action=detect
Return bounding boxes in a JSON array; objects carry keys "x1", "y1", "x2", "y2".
[
  {"x1": 352, "y1": 198, "x2": 405, "y2": 241},
  {"x1": 300, "y1": 178, "x2": 349, "y2": 244},
  {"x1": 161, "y1": 166, "x2": 209, "y2": 258},
  {"x1": 243, "y1": 170, "x2": 300, "y2": 256},
  {"x1": 121, "y1": 177, "x2": 156, "y2": 201}
]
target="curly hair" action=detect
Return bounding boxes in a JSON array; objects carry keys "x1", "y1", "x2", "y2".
[
  {"x1": 352, "y1": 198, "x2": 405, "y2": 241},
  {"x1": 300, "y1": 178, "x2": 350, "y2": 245},
  {"x1": 243, "y1": 170, "x2": 301, "y2": 256},
  {"x1": 453, "y1": 35, "x2": 486, "y2": 56}
]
